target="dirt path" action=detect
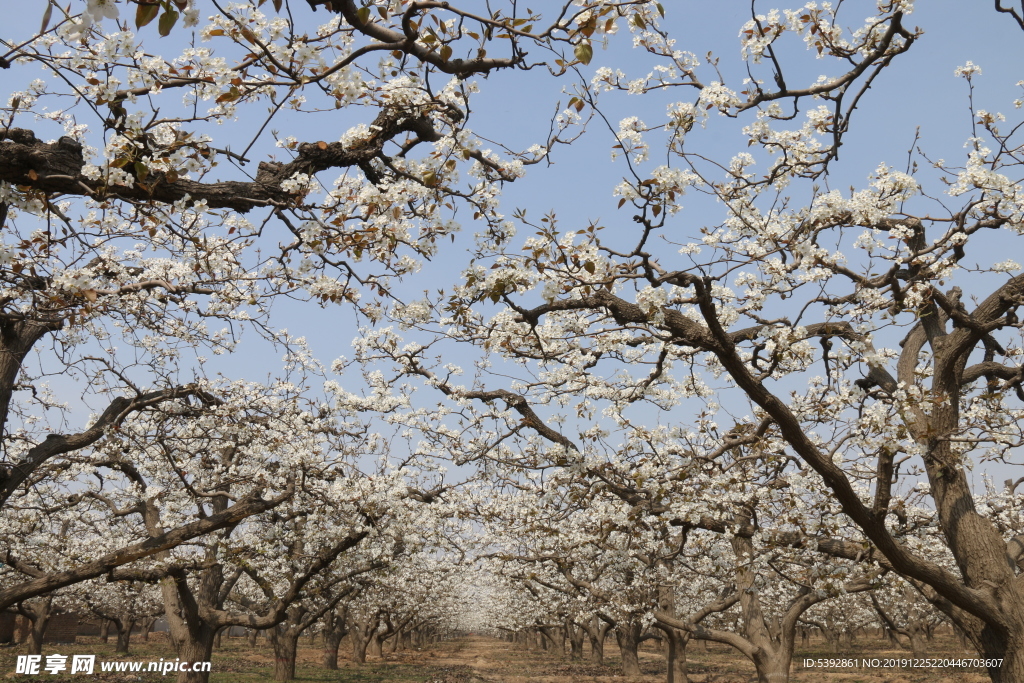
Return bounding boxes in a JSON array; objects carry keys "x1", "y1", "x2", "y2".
[{"x1": 428, "y1": 636, "x2": 665, "y2": 683}]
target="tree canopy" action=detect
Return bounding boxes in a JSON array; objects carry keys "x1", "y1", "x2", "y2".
[{"x1": 5, "y1": 2, "x2": 1024, "y2": 682}]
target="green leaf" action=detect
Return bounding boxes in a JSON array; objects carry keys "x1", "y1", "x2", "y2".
[
  {"x1": 632, "y1": 13, "x2": 646, "y2": 30},
  {"x1": 440, "y1": 44, "x2": 452, "y2": 61},
  {"x1": 356, "y1": 6, "x2": 370, "y2": 24},
  {"x1": 136, "y1": 3, "x2": 159, "y2": 28},
  {"x1": 158, "y1": 9, "x2": 179, "y2": 37},
  {"x1": 574, "y1": 42, "x2": 593, "y2": 65},
  {"x1": 657, "y1": 3, "x2": 665, "y2": 18},
  {"x1": 134, "y1": 161, "x2": 149, "y2": 181}
]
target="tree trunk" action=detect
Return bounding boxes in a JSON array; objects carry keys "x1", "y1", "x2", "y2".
[
  {"x1": 661, "y1": 627, "x2": 689, "y2": 683},
  {"x1": 567, "y1": 623, "x2": 585, "y2": 661},
  {"x1": 615, "y1": 621, "x2": 642, "y2": 678},
  {"x1": 755, "y1": 654, "x2": 792, "y2": 683},
  {"x1": 323, "y1": 630, "x2": 344, "y2": 669},
  {"x1": 886, "y1": 627, "x2": 900, "y2": 648},
  {"x1": 908, "y1": 629, "x2": 927, "y2": 658},
  {"x1": 270, "y1": 626, "x2": 300, "y2": 682},
  {"x1": 368, "y1": 631, "x2": 383, "y2": 659},
  {"x1": 25, "y1": 615, "x2": 48, "y2": 656},
  {"x1": 162, "y1": 574, "x2": 218, "y2": 683},
  {"x1": 552, "y1": 626, "x2": 566, "y2": 655},
  {"x1": 349, "y1": 614, "x2": 379, "y2": 665},
  {"x1": 588, "y1": 629, "x2": 605, "y2": 663},
  {"x1": 99, "y1": 618, "x2": 110, "y2": 644},
  {"x1": 539, "y1": 626, "x2": 563, "y2": 654},
  {"x1": 174, "y1": 627, "x2": 216, "y2": 683},
  {"x1": 21, "y1": 596, "x2": 53, "y2": 656},
  {"x1": 141, "y1": 617, "x2": 156, "y2": 642},
  {"x1": 320, "y1": 605, "x2": 348, "y2": 670},
  {"x1": 248, "y1": 629, "x2": 258, "y2": 648},
  {"x1": 351, "y1": 633, "x2": 370, "y2": 664},
  {"x1": 955, "y1": 624, "x2": 970, "y2": 649},
  {"x1": 114, "y1": 618, "x2": 135, "y2": 654}
]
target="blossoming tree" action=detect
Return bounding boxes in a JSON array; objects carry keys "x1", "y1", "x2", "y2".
[
  {"x1": 338, "y1": 3, "x2": 1024, "y2": 681},
  {"x1": 8, "y1": 2, "x2": 1024, "y2": 681}
]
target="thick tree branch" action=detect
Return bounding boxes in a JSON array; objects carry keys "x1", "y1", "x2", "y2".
[
  {"x1": 0, "y1": 384, "x2": 208, "y2": 508},
  {"x1": 0, "y1": 106, "x2": 451, "y2": 212},
  {"x1": 0, "y1": 484, "x2": 293, "y2": 611}
]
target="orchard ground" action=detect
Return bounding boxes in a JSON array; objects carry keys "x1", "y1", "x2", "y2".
[{"x1": 0, "y1": 632, "x2": 993, "y2": 682}]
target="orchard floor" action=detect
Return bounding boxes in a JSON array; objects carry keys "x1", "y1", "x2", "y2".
[{"x1": 0, "y1": 632, "x2": 993, "y2": 682}]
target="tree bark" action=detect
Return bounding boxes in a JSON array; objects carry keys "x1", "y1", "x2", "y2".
[
  {"x1": 367, "y1": 631, "x2": 384, "y2": 659},
  {"x1": 567, "y1": 621, "x2": 585, "y2": 661},
  {"x1": 141, "y1": 617, "x2": 156, "y2": 642},
  {"x1": 321, "y1": 605, "x2": 348, "y2": 670},
  {"x1": 161, "y1": 569, "x2": 219, "y2": 683},
  {"x1": 582, "y1": 616, "x2": 609, "y2": 664},
  {"x1": 660, "y1": 627, "x2": 690, "y2": 683},
  {"x1": 21, "y1": 595, "x2": 53, "y2": 656},
  {"x1": 114, "y1": 618, "x2": 135, "y2": 654},
  {"x1": 270, "y1": 625, "x2": 300, "y2": 682},
  {"x1": 348, "y1": 612, "x2": 380, "y2": 665},
  {"x1": 614, "y1": 620, "x2": 642, "y2": 678}
]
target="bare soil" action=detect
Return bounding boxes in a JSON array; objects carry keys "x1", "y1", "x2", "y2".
[
  {"x1": 421, "y1": 635, "x2": 992, "y2": 683},
  {"x1": 0, "y1": 631, "x2": 994, "y2": 682}
]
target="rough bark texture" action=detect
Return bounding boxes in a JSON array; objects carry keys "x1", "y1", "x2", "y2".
[
  {"x1": 614, "y1": 620, "x2": 642, "y2": 678},
  {"x1": 349, "y1": 613, "x2": 379, "y2": 665},
  {"x1": 20, "y1": 596, "x2": 52, "y2": 656},
  {"x1": 114, "y1": 618, "x2": 135, "y2": 654},
  {"x1": 269, "y1": 625, "x2": 301, "y2": 682},
  {"x1": 0, "y1": 108, "x2": 452, "y2": 214},
  {"x1": 141, "y1": 617, "x2": 156, "y2": 642},
  {"x1": 320, "y1": 605, "x2": 348, "y2": 670},
  {"x1": 98, "y1": 618, "x2": 109, "y2": 644},
  {"x1": 581, "y1": 616, "x2": 609, "y2": 664},
  {"x1": 663, "y1": 628, "x2": 690, "y2": 683},
  {"x1": 367, "y1": 632, "x2": 383, "y2": 659},
  {"x1": 567, "y1": 621, "x2": 585, "y2": 661}
]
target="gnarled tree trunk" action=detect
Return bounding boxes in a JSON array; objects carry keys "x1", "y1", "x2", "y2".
[
  {"x1": 269, "y1": 625, "x2": 301, "y2": 682},
  {"x1": 20, "y1": 595, "x2": 53, "y2": 656},
  {"x1": 114, "y1": 617, "x2": 135, "y2": 654},
  {"x1": 321, "y1": 605, "x2": 349, "y2": 670},
  {"x1": 614, "y1": 619, "x2": 642, "y2": 677}
]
